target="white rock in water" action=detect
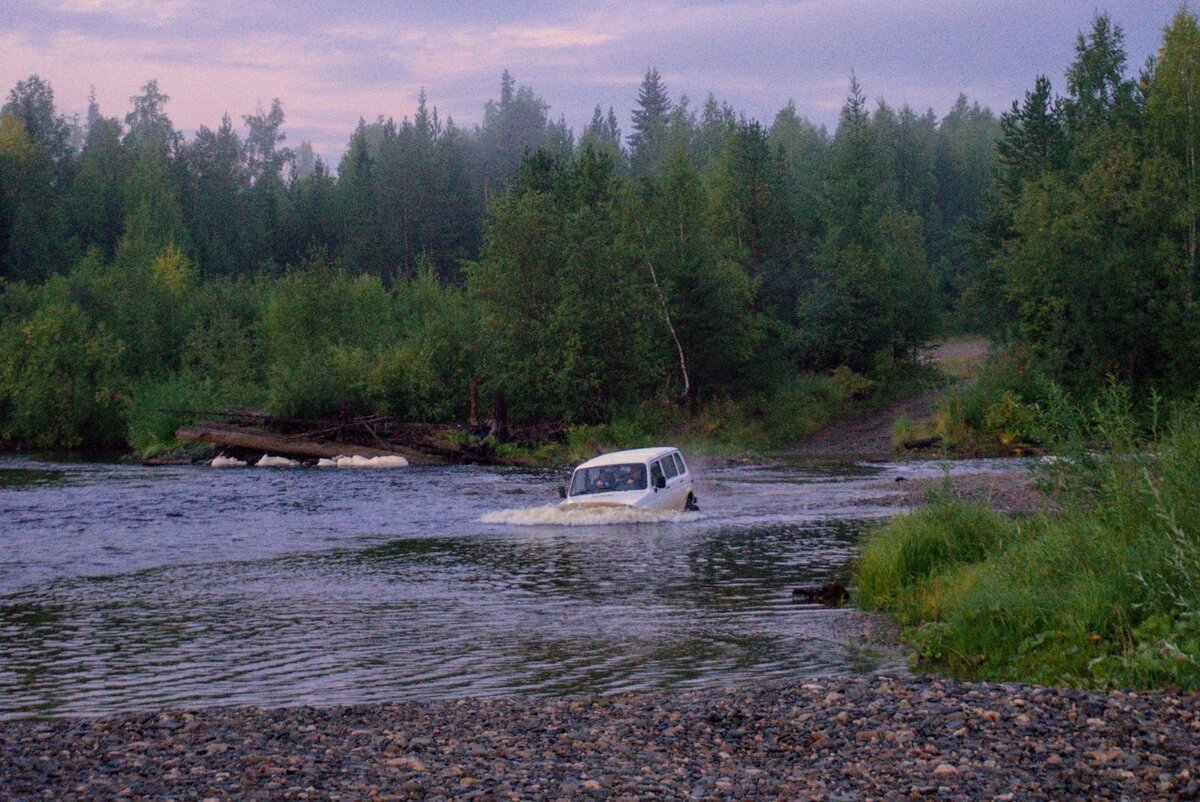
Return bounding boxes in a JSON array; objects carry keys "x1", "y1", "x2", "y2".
[
  {"x1": 316, "y1": 458, "x2": 338, "y2": 467},
  {"x1": 334, "y1": 455, "x2": 409, "y2": 468},
  {"x1": 255, "y1": 455, "x2": 299, "y2": 468},
  {"x1": 210, "y1": 456, "x2": 247, "y2": 468}
]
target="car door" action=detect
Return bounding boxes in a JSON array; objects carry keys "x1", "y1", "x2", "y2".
[
  {"x1": 672, "y1": 452, "x2": 691, "y2": 504},
  {"x1": 649, "y1": 459, "x2": 667, "y2": 507},
  {"x1": 660, "y1": 451, "x2": 684, "y2": 508}
]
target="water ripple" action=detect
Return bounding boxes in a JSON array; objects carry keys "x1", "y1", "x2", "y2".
[{"x1": 0, "y1": 455, "x2": 1029, "y2": 717}]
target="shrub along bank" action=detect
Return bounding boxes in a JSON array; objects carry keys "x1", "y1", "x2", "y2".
[{"x1": 857, "y1": 398, "x2": 1200, "y2": 689}]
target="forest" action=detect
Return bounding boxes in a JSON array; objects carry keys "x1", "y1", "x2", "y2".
[
  {"x1": 1, "y1": 9, "x2": 1198, "y2": 456},
  {"x1": 852, "y1": 9, "x2": 1200, "y2": 689}
]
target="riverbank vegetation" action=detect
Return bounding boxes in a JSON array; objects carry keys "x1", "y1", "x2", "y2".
[
  {"x1": 0, "y1": 49, "x2": 996, "y2": 456},
  {"x1": 859, "y1": 392, "x2": 1200, "y2": 689}
]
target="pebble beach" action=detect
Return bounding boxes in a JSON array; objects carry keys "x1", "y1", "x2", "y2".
[{"x1": 3, "y1": 675, "x2": 1198, "y2": 801}]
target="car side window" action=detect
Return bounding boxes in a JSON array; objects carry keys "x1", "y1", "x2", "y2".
[
  {"x1": 672, "y1": 453, "x2": 686, "y2": 475},
  {"x1": 651, "y1": 461, "x2": 665, "y2": 486},
  {"x1": 662, "y1": 455, "x2": 679, "y2": 479}
]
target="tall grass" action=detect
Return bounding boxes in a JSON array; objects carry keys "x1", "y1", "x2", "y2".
[
  {"x1": 857, "y1": 499, "x2": 1017, "y2": 619},
  {"x1": 857, "y1": 402, "x2": 1200, "y2": 689}
]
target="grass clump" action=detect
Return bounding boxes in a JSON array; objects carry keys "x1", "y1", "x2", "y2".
[
  {"x1": 858, "y1": 403, "x2": 1200, "y2": 689},
  {"x1": 889, "y1": 416, "x2": 917, "y2": 451},
  {"x1": 857, "y1": 499, "x2": 1017, "y2": 620}
]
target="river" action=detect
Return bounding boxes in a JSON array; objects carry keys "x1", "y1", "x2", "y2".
[{"x1": 0, "y1": 455, "x2": 1024, "y2": 719}]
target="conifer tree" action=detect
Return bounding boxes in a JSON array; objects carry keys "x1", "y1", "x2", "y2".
[
  {"x1": 629, "y1": 68, "x2": 672, "y2": 177},
  {"x1": 182, "y1": 114, "x2": 245, "y2": 277},
  {"x1": 1147, "y1": 9, "x2": 1200, "y2": 285},
  {"x1": 695, "y1": 93, "x2": 735, "y2": 170},
  {"x1": 69, "y1": 113, "x2": 129, "y2": 260},
  {"x1": 996, "y1": 76, "x2": 1067, "y2": 204},
  {"x1": 336, "y1": 121, "x2": 390, "y2": 280},
  {"x1": 580, "y1": 105, "x2": 624, "y2": 169},
  {"x1": 636, "y1": 145, "x2": 763, "y2": 397},
  {"x1": 1064, "y1": 14, "x2": 1136, "y2": 138}
]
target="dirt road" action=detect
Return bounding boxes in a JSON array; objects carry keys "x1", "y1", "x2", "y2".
[{"x1": 790, "y1": 339, "x2": 990, "y2": 460}]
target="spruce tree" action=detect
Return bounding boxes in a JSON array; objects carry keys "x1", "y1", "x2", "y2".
[{"x1": 629, "y1": 68, "x2": 672, "y2": 177}]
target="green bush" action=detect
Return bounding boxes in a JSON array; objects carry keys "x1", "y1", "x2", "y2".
[
  {"x1": 125, "y1": 369, "x2": 266, "y2": 458},
  {"x1": 268, "y1": 349, "x2": 355, "y2": 419},
  {"x1": 934, "y1": 347, "x2": 1063, "y2": 453},
  {"x1": 53, "y1": 249, "x2": 197, "y2": 380},
  {"x1": 0, "y1": 302, "x2": 129, "y2": 450},
  {"x1": 263, "y1": 263, "x2": 474, "y2": 422},
  {"x1": 396, "y1": 266, "x2": 478, "y2": 421},
  {"x1": 261, "y1": 265, "x2": 393, "y2": 419},
  {"x1": 683, "y1": 373, "x2": 848, "y2": 451},
  {"x1": 126, "y1": 372, "x2": 203, "y2": 457},
  {"x1": 182, "y1": 277, "x2": 269, "y2": 398},
  {"x1": 1089, "y1": 612, "x2": 1200, "y2": 689}
]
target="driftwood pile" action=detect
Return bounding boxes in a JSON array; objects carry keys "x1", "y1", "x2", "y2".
[{"x1": 173, "y1": 408, "x2": 545, "y2": 465}]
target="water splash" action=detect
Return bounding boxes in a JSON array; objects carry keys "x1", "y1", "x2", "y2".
[{"x1": 481, "y1": 504, "x2": 704, "y2": 526}]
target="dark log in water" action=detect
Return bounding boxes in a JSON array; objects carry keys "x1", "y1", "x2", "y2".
[
  {"x1": 175, "y1": 422, "x2": 421, "y2": 461},
  {"x1": 901, "y1": 435, "x2": 943, "y2": 450},
  {"x1": 791, "y1": 582, "x2": 850, "y2": 606},
  {"x1": 173, "y1": 410, "x2": 522, "y2": 465}
]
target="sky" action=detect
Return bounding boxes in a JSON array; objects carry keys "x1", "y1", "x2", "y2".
[{"x1": 0, "y1": 0, "x2": 1185, "y2": 164}]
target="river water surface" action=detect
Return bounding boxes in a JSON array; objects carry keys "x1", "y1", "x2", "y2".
[{"x1": 0, "y1": 456, "x2": 1022, "y2": 719}]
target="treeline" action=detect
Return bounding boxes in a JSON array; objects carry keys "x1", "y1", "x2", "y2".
[
  {"x1": 983, "y1": 10, "x2": 1200, "y2": 397},
  {"x1": 927, "y1": 10, "x2": 1200, "y2": 453},
  {"x1": 2, "y1": 53, "x2": 1004, "y2": 451}
]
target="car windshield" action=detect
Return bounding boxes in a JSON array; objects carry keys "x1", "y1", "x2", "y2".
[{"x1": 569, "y1": 463, "x2": 647, "y2": 495}]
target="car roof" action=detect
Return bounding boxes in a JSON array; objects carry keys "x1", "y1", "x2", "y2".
[{"x1": 575, "y1": 447, "x2": 679, "y2": 470}]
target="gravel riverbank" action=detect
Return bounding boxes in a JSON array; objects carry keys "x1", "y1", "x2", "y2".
[
  {"x1": 886, "y1": 469, "x2": 1055, "y2": 516},
  {"x1": 3, "y1": 675, "x2": 1197, "y2": 801}
]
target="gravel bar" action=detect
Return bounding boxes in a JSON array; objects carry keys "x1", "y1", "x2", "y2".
[{"x1": 3, "y1": 676, "x2": 1198, "y2": 801}]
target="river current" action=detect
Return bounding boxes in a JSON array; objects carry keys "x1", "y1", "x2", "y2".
[{"x1": 0, "y1": 456, "x2": 1023, "y2": 719}]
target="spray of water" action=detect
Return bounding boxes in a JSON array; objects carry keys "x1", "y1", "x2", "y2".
[{"x1": 481, "y1": 504, "x2": 704, "y2": 526}]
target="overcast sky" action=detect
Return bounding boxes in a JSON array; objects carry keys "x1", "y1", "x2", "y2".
[{"x1": 0, "y1": 0, "x2": 1183, "y2": 164}]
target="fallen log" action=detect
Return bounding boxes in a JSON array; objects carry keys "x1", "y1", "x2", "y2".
[
  {"x1": 176, "y1": 421, "x2": 433, "y2": 463},
  {"x1": 902, "y1": 435, "x2": 943, "y2": 450}
]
